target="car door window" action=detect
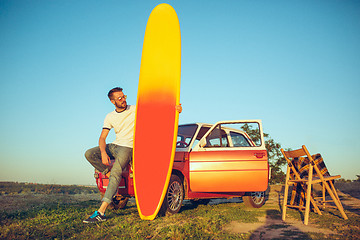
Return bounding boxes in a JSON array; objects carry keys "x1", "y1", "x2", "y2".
[
  {"x1": 193, "y1": 126, "x2": 210, "y2": 147},
  {"x1": 205, "y1": 126, "x2": 228, "y2": 147},
  {"x1": 230, "y1": 131, "x2": 251, "y2": 147},
  {"x1": 222, "y1": 122, "x2": 262, "y2": 147}
]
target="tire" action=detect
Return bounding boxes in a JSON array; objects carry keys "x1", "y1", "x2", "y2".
[
  {"x1": 158, "y1": 174, "x2": 184, "y2": 216},
  {"x1": 243, "y1": 191, "x2": 266, "y2": 208}
]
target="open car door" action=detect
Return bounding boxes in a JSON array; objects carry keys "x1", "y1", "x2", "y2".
[{"x1": 189, "y1": 120, "x2": 269, "y2": 192}]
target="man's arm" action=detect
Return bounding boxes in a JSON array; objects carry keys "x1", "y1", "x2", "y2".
[{"x1": 99, "y1": 128, "x2": 111, "y2": 166}]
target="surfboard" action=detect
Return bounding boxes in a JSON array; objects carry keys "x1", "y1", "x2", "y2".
[{"x1": 133, "y1": 3, "x2": 181, "y2": 220}]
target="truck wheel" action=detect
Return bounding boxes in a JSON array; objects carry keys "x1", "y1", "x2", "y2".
[
  {"x1": 243, "y1": 191, "x2": 265, "y2": 208},
  {"x1": 159, "y1": 174, "x2": 184, "y2": 216}
]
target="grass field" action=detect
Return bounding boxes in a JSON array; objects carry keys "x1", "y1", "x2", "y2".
[{"x1": 0, "y1": 182, "x2": 359, "y2": 239}]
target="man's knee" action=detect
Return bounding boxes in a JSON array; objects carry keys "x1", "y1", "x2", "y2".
[
  {"x1": 84, "y1": 149, "x2": 92, "y2": 161},
  {"x1": 85, "y1": 147, "x2": 98, "y2": 162}
]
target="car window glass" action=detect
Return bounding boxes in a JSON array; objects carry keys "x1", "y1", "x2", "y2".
[
  {"x1": 230, "y1": 131, "x2": 251, "y2": 147},
  {"x1": 221, "y1": 122, "x2": 262, "y2": 147},
  {"x1": 193, "y1": 126, "x2": 211, "y2": 146},
  {"x1": 205, "y1": 126, "x2": 228, "y2": 148},
  {"x1": 177, "y1": 124, "x2": 198, "y2": 148}
]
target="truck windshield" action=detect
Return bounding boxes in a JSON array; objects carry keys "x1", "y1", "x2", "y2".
[{"x1": 177, "y1": 124, "x2": 198, "y2": 148}]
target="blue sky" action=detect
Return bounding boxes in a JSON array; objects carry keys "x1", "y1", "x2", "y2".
[{"x1": 1, "y1": 0, "x2": 359, "y2": 185}]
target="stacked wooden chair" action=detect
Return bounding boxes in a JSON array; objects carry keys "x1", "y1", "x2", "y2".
[{"x1": 281, "y1": 145, "x2": 348, "y2": 225}]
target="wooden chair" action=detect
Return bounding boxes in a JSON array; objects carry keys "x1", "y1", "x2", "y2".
[{"x1": 281, "y1": 145, "x2": 348, "y2": 225}]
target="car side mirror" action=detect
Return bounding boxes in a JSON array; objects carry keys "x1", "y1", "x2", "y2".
[{"x1": 199, "y1": 138, "x2": 207, "y2": 148}]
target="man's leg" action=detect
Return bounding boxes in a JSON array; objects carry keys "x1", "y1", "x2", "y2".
[
  {"x1": 83, "y1": 144, "x2": 132, "y2": 222},
  {"x1": 83, "y1": 145, "x2": 116, "y2": 223},
  {"x1": 101, "y1": 144, "x2": 132, "y2": 205}
]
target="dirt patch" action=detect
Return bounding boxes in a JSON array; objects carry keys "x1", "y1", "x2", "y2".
[
  {"x1": 225, "y1": 184, "x2": 360, "y2": 239},
  {"x1": 226, "y1": 216, "x2": 336, "y2": 239}
]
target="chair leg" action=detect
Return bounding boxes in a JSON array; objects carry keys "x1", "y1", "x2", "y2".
[
  {"x1": 325, "y1": 181, "x2": 348, "y2": 220},
  {"x1": 282, "y1": 166, "x2": 290, "y2": 221},
  {"x1": 304, "y1": 164, "x2": 313, "y2": 225},
  {"x1": 329, "y1": 181, "x2": 341, "y2": 203},
  {"x1": 322, "y1": 183, "x2": 326, "y2": 208},
  {"x1": 310, "y1": 194, "x2": 322, "y2": 215}
]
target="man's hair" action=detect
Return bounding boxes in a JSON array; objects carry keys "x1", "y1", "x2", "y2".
[{"x1": 108, "y1": 87, "x2": 123, "y2": 100}]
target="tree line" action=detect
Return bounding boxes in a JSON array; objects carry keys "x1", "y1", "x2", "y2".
[{"x1": 0, "y1": 182, "x2": 97, "y2": 195}]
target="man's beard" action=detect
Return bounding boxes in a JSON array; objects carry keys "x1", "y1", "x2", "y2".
[{"x1": 116, "y1": 101, "x2": 127, "y2": 110}]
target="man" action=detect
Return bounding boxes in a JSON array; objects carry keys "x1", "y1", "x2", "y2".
[{"x1": 83, "y1": 87, "x2": 181, "y2": 223}]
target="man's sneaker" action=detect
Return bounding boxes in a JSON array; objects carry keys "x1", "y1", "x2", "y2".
[{"x1": 83, "y1": 211, "x2": 107, "y2": 223}]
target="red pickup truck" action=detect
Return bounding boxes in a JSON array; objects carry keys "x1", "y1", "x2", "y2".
[{"x1": 95, "y1": 120, "x2": 269, "y2": 216}]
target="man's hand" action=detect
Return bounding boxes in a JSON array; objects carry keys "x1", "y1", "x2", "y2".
[
  {"x1": 99, "y1": 128, "x2": 110, "y2": 165},
  {"x1": 101, "y1": 153, "x2": 111, "y2": 166},
  {"x1": 176, "y1": 104, "x2": 182, "y2": 113}
]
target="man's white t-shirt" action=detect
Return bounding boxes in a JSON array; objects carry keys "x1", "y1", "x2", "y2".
[{"x1": 103, "y1": 105, "x2": 136, "y2": 148}]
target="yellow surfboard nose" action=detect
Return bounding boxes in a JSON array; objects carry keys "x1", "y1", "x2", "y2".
[{"x1": 138, "y1": 3, "x2": 181, "y2": 103}]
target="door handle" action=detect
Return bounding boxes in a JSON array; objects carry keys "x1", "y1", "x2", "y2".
[{"x1": 254, "y1": 152, "x2": 265, "y2": 158}]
